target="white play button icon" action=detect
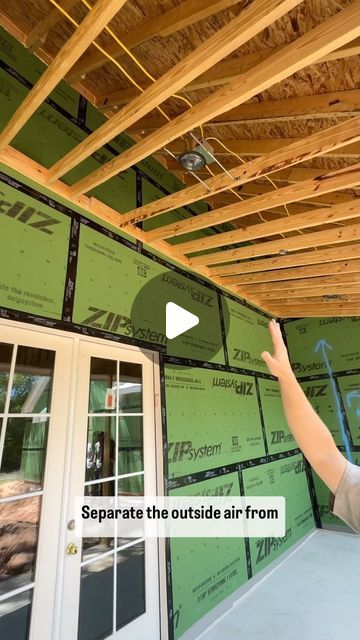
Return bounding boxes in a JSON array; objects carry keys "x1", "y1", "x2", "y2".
[{"x1": 166, "y1": 302, "x2": 199, "y2": 339}]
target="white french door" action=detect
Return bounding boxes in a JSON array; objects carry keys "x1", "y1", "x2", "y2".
[
  {"x1": 59, "y1": 339, "x2": 160, "y2": 640},
  {"x1": 0, "y1": 320, "x2": 162, "y2": 640}
]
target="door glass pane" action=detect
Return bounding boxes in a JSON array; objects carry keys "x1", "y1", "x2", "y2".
[
  {"x1": 0, "y1": 496, "x2": 41, "y2": 596},
  {"x1": 78, "y1": 555, "x2": 114, "y2": 640},
  {"x1": 118, "y1": 474, "x2": 144, "y2": 497},
  {"x1": 89, "y1": 358, "x2": 116, "y2": 413},
  {"x1": 9, "y1": 346, "x2": 55, "y2": 414},
  {"x1": 116, "y1": 541, "x2": 145, "y2": 630},
  {"x1": 81, "y1": 358, "x2": 145, "y2": 637},
  {"x1": 119, "y1": 363, "x2": 142, "y2": 413},
  {"x1": 0, "y1": 418, "x2": 48, "y2": 497},
  {"x1": 0, "y1": 343, "x2": 13, "y2": 413},
  {"x1": 118, "y1": 416, "x2": 143, "y2": 476},
  {"x1": 0, "y1": 590, "x2": 33, "y2": 640},
  {"x1": 85, "y1": 416, "x2": 116, "y2": 486},
  {"x1": 0, "y1": 342, "x2": 55, "y2": 640}
]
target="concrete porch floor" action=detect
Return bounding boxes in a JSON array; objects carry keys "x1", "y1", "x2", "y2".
[{"x1": 198, "y1": 530, "x2": 360, "y2": 640}]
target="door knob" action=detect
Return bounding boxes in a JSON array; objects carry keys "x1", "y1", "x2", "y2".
[{"x1": 66, "y1": 543, "x2": 78, "y2": 555}]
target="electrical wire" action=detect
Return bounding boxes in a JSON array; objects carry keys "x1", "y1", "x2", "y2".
[
  {"x1": 46, "y1": 0, "x2": 343, "y2": 251},
  {"x1": 79, "y1": 0, "x2": 205, "y2": 137}
]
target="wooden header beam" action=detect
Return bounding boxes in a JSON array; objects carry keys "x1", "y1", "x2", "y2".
[
  {"x1": 46, "y1": 0, "x2": 303, "y2": 184},
  {"x1": 67, "y1": 2, "x2": 360, "y2": 196},
  {"x1": 0, "y1": 0, "x2": 128, "y2": 153},
  {"x1": 68, "y1": 0, "x2": 242, "y2": 81},
  {"x1": 190, "y1": 223, "x2": 360, "y2": 267},
  {"x1": 116, "y1": 115, "x2": 360, "y2": 228},
  {"x1": 145, "y1": 164, "x2": 360, "y2": 243}
]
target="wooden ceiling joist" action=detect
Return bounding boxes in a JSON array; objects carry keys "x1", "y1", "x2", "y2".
[
  {"x1": 119, "y1": 90, "x2": 360, "y2": 131},
  {"x1": 67, "y1": 0, "x2": 242, "y2": 82},
  {"x1": 166, "y1": 138, "x2": 360, "y2": 158},
  {"x1": 145, "y1": 164, "x2": 360, "y2": 243},
  {"x1": 252, "y1": 285, "x2": 360, "y2": 300},
  {"x1": 218, "y1": 258, "x2": 360, "y2": 286},
  {"x1": 46, "y1": 0, "x2": 303, "y2": 184},
  {"x1": 66, "y1": 2, "x2": 360, "y2": 197},
  {"x1": 189, "y1": 223, "x2": 360, "y2": 267},
  {"x1": 95, "y1": 39, "x2": 360, "y2": 110},
  {"x1": 0, "y1": 0, "x2": 128, "y2": 153},
  {"x1": 209, "y1": 183, "x2": 358, "y2": 209},
  {"x1": 171, "y1": 199, "x2": 359, "y2": 256},
  {"x1": 24, "y1": 0, "x2": 79, "y2": 51},
  {"x1": 237, "y1": 273, "x2": 360, "y2": 295},
  {"x1": 210, "y1": 244, "x2": 360, "y2": 276},
  {"x1": 269, "y1": 305, "x2": 360, "y2": 317},
  {"x1": 117, "y1": 115, "x2": 360, "y2": 227}
]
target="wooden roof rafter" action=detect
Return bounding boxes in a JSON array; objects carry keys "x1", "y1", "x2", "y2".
[
  {"x1": 145, "y1": 163, "x2": 360, "y2": 244},
  {"x1": 118, "y1": 114, "x2": 360, "y2": 226},
  {"x1": 67, "y1": 0, "x2": 243, "y2": 82},
  {"x1": 45, "y1": 0, "x2": 304, "y2": 184},
  {"x1": 58, "y1": 1, "x2": 360, "y2": 197},
  {"x1": 0, "y1": 0, "x2": 129, "y2": 152},
  {"x1": 95, "y1": 40, "x2": 360, "y2": 110}
]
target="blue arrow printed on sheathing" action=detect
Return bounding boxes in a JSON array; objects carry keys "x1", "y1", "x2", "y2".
[
  {"x1": 346, "y1": 391, "x2": 360, "y2": 418},
  {"x1": 314, "y1": 339, "x2": 352, "y2": 462}
]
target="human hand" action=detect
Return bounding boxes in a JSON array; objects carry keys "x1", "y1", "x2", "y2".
[{"x1": 261, "y1": 319, "x2": 293, "y2": 380}]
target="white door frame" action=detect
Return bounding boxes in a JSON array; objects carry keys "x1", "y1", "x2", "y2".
[{"x1": 0, "y1": 318, "x2": 168, "y2": 640}]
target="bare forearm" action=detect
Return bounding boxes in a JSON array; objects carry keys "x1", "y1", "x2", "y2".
[
  {"x1": 278, "y1": 370, "x2": 345, "y2": 491},
  {"x1": 261, "y1": 319, "x2": 346, "y2": 493}
]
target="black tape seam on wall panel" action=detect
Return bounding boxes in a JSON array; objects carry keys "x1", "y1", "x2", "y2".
[
  {"x1": 295, "y1": 368, "x2": 360, "y2": 381},
  {"x1": 159, "y1": 354, "x2": 175, "y2": 640},
  {"x1": 167, "y1": 448, "x2": 301, "y2": 490},
  {"x1": 166, "y1": 537, "x2": 175, "y2": 640},
  {"x1": 61, "y1": 215, "x2": 80, "y2": 322},
  {"x1": 162, "y1": 354, "x2": 278, "y2": 381},
  {"x1": 332, "y1": 375, "x2": 355, "y2": 449},
  {"x1": 0, "y1": 170, "x2": 272, "y2": 321},
  {"x1": 0, "y1": 306, "x2": 168, "y2": 353},
  {"x1": 217, "y1": 292, "x2": 229, "y2": 366},
  {"x1": 237, "y1": 465, "x2": 253, "y2": 580},
  {"x1": 304, "y1": 458, "x2": 322, "y2": 529},
  {"x1": 135, "y1": 172, "x2": 143, "y2": 244},
  {"x1": 254, "y1": 376, "x2": 269, "y2": 457},
  {"x1": 159, "y1": 355, "x2": 170, "y2": 488},
  {"x1": 77, "y1": 95, "x2": 88, "y2": 128},
  {"x1": 0, "y1": 59, "x2": 80, "y2": 127}
]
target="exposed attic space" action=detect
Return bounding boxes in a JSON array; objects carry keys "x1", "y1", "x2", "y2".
[{"x1": 0, "y1": 0, "x2": 359, "y2": 318}]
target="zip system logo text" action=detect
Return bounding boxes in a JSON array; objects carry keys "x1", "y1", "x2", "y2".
[
  {"x1": 168, "y1": 440, "x2": 222, "y2": 463},
  {"x1": 233, "y1": 348, "x2": 265, "y2": 368},
  {"x1": 162, "y1": 273, "x2": 213, "y2": 307},
  {"x1": 81, "y1": 307, "x2": 167, "y2": 344},
  {"x1": 0, "y1": 194, "x2": 60, "y2": 235},
  {"x1": 212, "y1": 377, "x2": 254, "y2": 395}
]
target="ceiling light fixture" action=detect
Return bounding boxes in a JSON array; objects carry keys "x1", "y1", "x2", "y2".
[{"x1": 178, "y1": 140, "x2": 215, "y2": 172}]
